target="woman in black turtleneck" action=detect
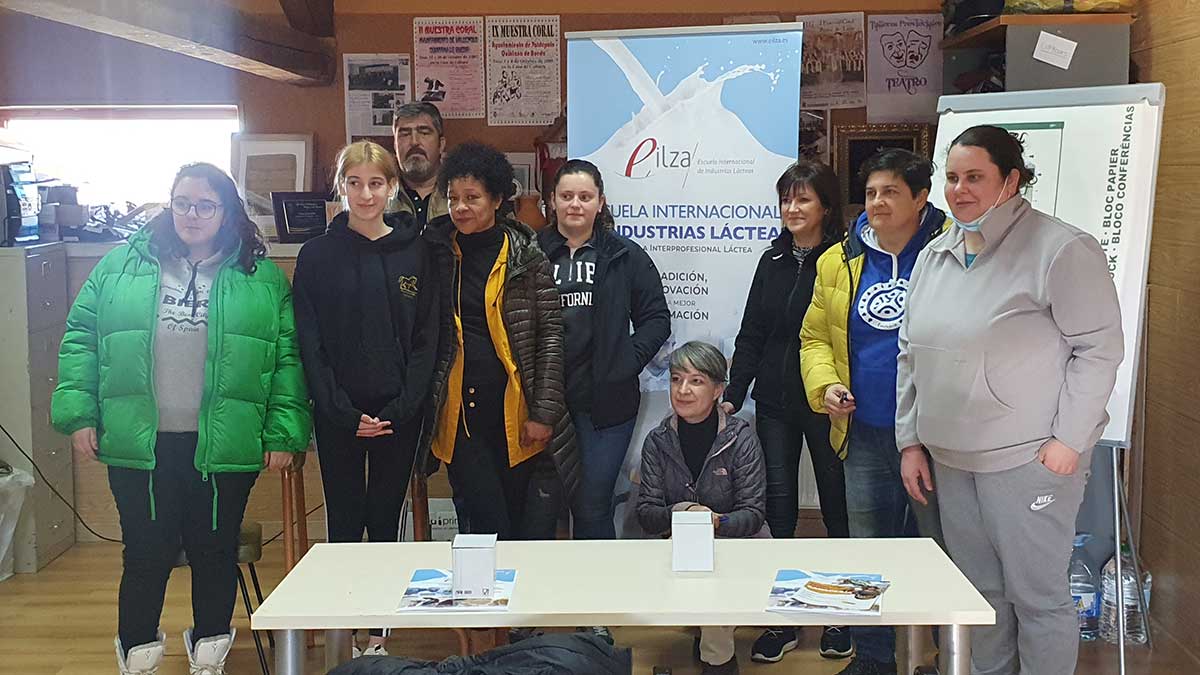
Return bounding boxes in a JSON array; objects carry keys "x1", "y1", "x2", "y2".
[
  {"x1": 293, "y1": 141, "x2": 438, "y2": 655},
  {"x1": 418, "y1": 142, "x2": 578, "y2": 540}
]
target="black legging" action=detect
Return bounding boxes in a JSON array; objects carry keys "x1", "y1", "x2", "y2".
[
  {"x1": 109, "y1": 432, "x2": 257, "y2": 653},
  {"x1": 314, "y1": 412, "x2": 419, "y2": 545},
  {"x1": 755, "y1": 406, "x2": 848, "y2": 539}
]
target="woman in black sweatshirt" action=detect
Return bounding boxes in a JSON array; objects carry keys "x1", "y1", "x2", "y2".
[
  {"x1": 722, "y1": 160, "x2": 850, "y2": 665},
  {"x1": 535, "y1": 160, "x2": 670, "y2": 543},
  {"x1": 292, "y1": 141, "x2": 438, "y2": 656}
]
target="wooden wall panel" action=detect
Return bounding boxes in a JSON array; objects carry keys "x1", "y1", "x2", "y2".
[
  {"x1": 1129, "y1": 0, "x2": 1200, "y2": 53},
  {"x1": 1132, "y1": 7, "x2": 1200, "y2": 663},
  {"x1": 1139, "y1": 516, "x2": 1200, "y2": 656}
]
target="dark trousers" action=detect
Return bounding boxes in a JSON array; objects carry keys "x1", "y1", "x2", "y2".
[
  {"x1": 109, "y1": 432, "x2": 257, "y2": 652},
  {"x1": 314, "y1": 412, "x2": 419, "y2": 545},
  {"x1": 446, "y1": 382, "x2": 561, "y2": 540},
  {"x1": 844, "y1": 421, "x2": 945, "y2": 664},
  {"x1": 755, "y1": 407, "x2": 849, "y2": 539},
  {"x1": 569, "y1": 410, "x2": 637, "y2": 540}
]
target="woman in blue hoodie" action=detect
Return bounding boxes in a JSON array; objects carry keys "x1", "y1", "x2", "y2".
[
  {"x1": 293, "y1": 141, "x2": 439, "y2": 656},
  {"x1": 800, "y1": 149, "x2": 948, "y2": 675}
]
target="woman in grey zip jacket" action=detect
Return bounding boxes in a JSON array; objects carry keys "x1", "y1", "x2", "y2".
[
  {"x1": 636, "y1": 341, "x2": 766, "y2": 675},
  {"x1": 896, "y1": 126, "x2": 1123, "y2": 675}
]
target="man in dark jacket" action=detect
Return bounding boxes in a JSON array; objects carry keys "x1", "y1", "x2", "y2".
[
  {"x1": 392, "y1": 102, "x2": 450, "y2": 230},
  {"x1": 637, "y1": 341, "x2": 767, "y2": 675}
]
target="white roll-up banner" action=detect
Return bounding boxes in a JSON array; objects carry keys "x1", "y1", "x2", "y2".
[{"x1": 567, "y1": 23, "x2": 805, "y2": 534}]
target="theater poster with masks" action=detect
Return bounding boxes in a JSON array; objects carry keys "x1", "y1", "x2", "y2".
[
  {"x1": 567, "y1": 24, "x2": 803, "y2": 535},
  {"x1": 866, "y1": 14, "x2": 943, "y2": 123}
]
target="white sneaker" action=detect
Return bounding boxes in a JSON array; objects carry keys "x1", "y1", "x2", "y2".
[
  {"x1": 184, "y1": 627, "x2": 235, "y2": 675},
  {"x1": 115, "y1": 632, "x2": 166, "y2": 675},
  {"x1": 362, "y1": 643, "x2": 389, "y2": 656},
  {"x1": 352, "y1": 645, "x2": 363, "y2": 658}
]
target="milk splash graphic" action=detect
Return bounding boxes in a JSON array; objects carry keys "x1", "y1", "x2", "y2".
[{"x1": 581, "y1": 37, "x2": 796, "y2": 192}]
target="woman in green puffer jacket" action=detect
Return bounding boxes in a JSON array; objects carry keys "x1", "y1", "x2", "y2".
[{"x1": 51, "y1": 163, "x2": 312, "y2": 675}]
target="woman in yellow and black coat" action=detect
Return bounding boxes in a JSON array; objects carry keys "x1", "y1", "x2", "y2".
[{"x1": 418, "y1": 142, "x2": 578, "y2": 539}]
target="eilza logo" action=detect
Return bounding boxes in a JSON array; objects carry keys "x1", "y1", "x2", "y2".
[{"x1": 624, "y1": 138, "x2": 695, "y2": 178}]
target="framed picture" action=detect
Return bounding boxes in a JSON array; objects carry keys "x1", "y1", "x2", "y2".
[
  {"x1": 231, "y1": 133, "x2": 314, "y2": 240},
  {"x1": 832, "y1": 123, "x2": 932, "y2": 210},
  {"x1": 799, "y1": 109, "x2": 830, "y2": 165},
  {"x1": 271, "y1": 191, "x2": 332, "y2": 243},
  {"x1": 506, "y1": 151, "x2": 538, "y2": 195}
]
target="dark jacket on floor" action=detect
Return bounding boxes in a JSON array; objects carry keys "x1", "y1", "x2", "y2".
[
  {"x1": 419, "y1": 217, "x2": 580, "y2": 500},
  {"x1": 327, "y1": 632, "x2": 631, "y2": 675},
  {"x1": 293, "y1": 211, "x2": 438, "y2": 430},
  {"x1": 636, "y1": 408, "x2": 767, "y2": 538},
  {"x1": 725, "y1": 230, "x2": 834, "y2": 415},
  {"x1": 537, "y1": 224, "x2": 671, "y2": 428}
]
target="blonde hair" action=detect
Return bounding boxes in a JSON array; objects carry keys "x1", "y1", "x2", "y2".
[{"x1": 333, "y1": 141, "x2": 400, "y2": 196}]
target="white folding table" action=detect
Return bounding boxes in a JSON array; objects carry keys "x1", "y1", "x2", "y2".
[{"x1": 252, "y1": 538, "x2": 994, "y2": 674}]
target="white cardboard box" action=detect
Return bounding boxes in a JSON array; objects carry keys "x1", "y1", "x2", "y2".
[
  {"x1": 671, "y1": 510, "x2": 714, "y2": 572},
  {"x1": 451, "y1": 533, "x2": 497, "y2": 600}
]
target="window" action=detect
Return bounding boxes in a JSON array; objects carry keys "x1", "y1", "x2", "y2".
[{"x1": 0, "y1": 106, "x2": 240, "y2": 207}]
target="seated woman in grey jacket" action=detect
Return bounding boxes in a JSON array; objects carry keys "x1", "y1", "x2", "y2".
[{"x1": 636, "y1": 340, "x2": 768, "y2": 675}]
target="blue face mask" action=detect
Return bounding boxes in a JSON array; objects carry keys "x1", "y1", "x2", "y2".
[{"x1": 951, "y1": 176, "x2": 1010, "y2": 232}]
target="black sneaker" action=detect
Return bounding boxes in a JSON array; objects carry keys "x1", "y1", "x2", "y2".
[
  {"x1": 750, "y1": 627, "x2": 799, "y2": 663},
  {"x1": 835, "y1": 656, "x2": 898, "y2": 675},
  {"x1": 819, "y1": 626, "x2": 854, "y2": 659}
]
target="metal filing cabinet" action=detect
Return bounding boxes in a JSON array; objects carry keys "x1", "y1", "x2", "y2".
[{"x1": 0, "y1": 242, "x2": 74, "y2": 572}]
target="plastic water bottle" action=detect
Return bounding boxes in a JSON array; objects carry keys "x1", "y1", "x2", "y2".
[
  {"x1": 1069, "y1": 534, "x2": 1100, "y2": 641},
  {"x1": 1099, "y1": 544, "x2": 1152, "y2": 644}
]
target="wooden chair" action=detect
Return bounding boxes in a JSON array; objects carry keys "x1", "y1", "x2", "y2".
[
  {"x1": 280, "y1": 451, "x2": 314, "y2": 649},
  {"x1": 280, "y1": 452, "x2": 311, "y2": 573}
]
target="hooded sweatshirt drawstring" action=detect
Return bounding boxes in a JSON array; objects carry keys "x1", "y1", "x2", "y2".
[
  {"x1": 211, "y1": 475, "x2": 220, "y2": 531},
  {"x1": 181, "y1": 259, "x2": 201, "y2": 319},
  {"x1": 148, "y1": 472, "x2": 157, "y2": 521}
]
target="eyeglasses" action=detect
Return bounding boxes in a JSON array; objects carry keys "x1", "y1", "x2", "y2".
[
  {"x1": 170, "y1": 197, "x2": 222, "y2": 220},
  {"x1": 394, "y1": 126, "x2": 438, "y2": 141}
]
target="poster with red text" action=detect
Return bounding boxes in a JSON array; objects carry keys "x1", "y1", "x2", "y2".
[{"x1": 414, "y1": 17, "x2": 485, "y2": 119}]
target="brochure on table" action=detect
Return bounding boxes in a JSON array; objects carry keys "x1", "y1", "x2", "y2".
[
  {"x1": 767, "y1": 569, "x2": 891, "y2": 615},
  {"x1": 398, "y1": 568, "x2": 517, "y2": 611}
]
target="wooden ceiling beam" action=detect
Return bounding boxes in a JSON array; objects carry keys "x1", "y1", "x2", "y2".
[
  {"x1": 0, "y1": 0, "x2": 335, "y2": 86},
  {"x1": 277, "y1": 0, "x2": 334, "y2": 38}
]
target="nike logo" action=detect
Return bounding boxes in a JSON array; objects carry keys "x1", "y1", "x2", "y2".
[{"x1": 1031, "y1": 495, "x2": 1056, "y2": 511}]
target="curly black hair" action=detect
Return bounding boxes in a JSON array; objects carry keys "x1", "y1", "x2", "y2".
[
  {"x1": 436, "y1": 141, "x2": 516, "y2": 202},
  {"x1": 149, "y1": 162, "x2": 266, "y2": 274}
]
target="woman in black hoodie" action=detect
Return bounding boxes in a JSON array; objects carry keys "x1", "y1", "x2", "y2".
[
  {"x1": 722, "y1": 160, "x2": 851, "y2": 665},
  {"x1": 293, "y1": 141, "x2": 438, "y2": 656}
]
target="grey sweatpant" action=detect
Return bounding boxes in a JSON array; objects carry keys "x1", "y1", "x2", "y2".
[{"x1": 935, "y1": 453, "x2": 1090, "y2": 675}]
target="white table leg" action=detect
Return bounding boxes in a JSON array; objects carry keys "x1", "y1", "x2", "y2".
[
  {"x1": 275, "y1": 629, "x2": 305, "y2": 675},
  {"x1": 325, "y1": 629, "x2": 354, "y2": 671},
  {"x1": 938, "y1": 624, "x2": 970, "y2": 675}
]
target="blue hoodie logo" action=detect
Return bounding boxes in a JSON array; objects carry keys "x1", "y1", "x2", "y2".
[{"x1": 856, "y1": 277, "x2": 908, "y2": 330}]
